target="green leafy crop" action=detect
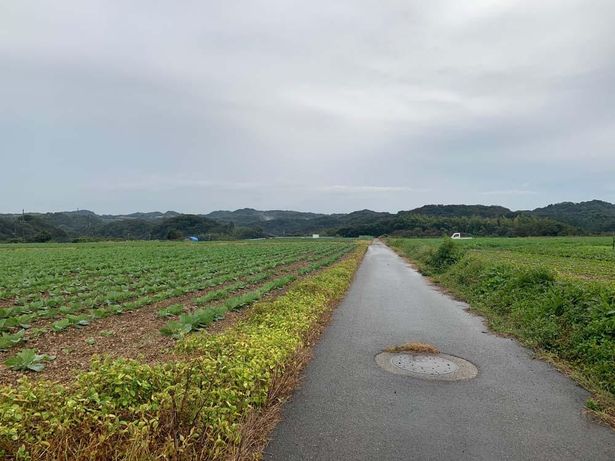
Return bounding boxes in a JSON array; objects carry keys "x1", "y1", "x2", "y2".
[
  {"x1": 4, "y1": 349, "x2": 55, "y2": 372},
  {"x1": 0, "y1": 330, "x2": 25, "y2": 351}
]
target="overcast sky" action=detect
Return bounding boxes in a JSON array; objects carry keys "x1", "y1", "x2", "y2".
[{"x1": 1, "y1": 1, "x2": 614, "y2": 214}]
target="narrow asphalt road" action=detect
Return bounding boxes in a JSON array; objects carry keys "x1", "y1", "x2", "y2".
[{"x1": 265, "y1": 241, "x2": 615, "y2": 460}]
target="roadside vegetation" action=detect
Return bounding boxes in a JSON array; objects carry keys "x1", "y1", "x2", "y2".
[
  {"x1": 0, "y1": 241, "x2": 366, "y2": 459},
  {"x1": 387, "y1": 236, "x2": 615, "y2": 425}
]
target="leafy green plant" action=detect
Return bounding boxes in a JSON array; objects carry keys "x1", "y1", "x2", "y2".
[
  {"x1": 68, "y1": 314, "x2": 91, "y2": 327},
  {"x1": 160, "y1": 318, "x2": 193, "y2": 338},
  {"x1": 4, "y1": 349, "x2": 54, "y2": 372},
  {"x1": 28, "y1": 327, "x2": 48, "y2": 339},
  {"x1": 157, "y1": 304, "x2": 185, "y2": 317},
  {"x1": 52, "y1": 318, "x2": 71, "y2": 332},
  {"x1": 0, "y1": 330, "x2": 25, "y2": 351},
  {"x1": 586, "y1": 399, "x2": 602, "y2": 412}
]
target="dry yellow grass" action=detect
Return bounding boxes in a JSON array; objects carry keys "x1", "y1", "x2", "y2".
[{"x1": 384, "y1": 342, "x2": 440, "y2": 354}]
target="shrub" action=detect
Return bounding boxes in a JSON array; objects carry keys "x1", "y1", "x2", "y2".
[{"x1": 428, "y1": 238, "x2": 465, "y2": 273}]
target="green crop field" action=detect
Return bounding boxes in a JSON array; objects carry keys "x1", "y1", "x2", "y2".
[
  {"x1": 0, "y1": 239, "x2": 365, "y2": 459},
  {"x1": 389, "y1": 236, "x2": 615, "y2": 281},
  {"x1": 388, "y1": 236, "x2": 615, "y2": 423},
  {"x1": 0, "y1": 240, "x2": 355, "y2": 377}
]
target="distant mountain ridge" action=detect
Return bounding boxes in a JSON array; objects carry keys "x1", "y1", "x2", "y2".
[{"x1": 0, "y1": 200, "x2": 613, "y2": 242}]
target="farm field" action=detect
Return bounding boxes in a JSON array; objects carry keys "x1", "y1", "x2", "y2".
[
  {"x1": 387, "y1": 236, "x2": 615, "y2": 424},
  {"x1": 388, "y1": 236, "x2": 615, "y2": 281},
  {"x1": 0, "y1": 239, "x2": 355, "y2": 383},
  {"x1": 0, "y1": 238, "x2": 365, "y2": 459}
]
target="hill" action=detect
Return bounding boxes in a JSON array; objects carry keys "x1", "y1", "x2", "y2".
[
  {"x1": 530, "y1": 200, "x2": 615, "y2": 233},
  {"x1": 0, "y1": 214, "x2": 70, "y2": 242},
  {"x1": 410, "y1": 204, "x2": 513, "y2": 218},
  {"x1": 0, "y1": 200, "x2": 612, "y2": 242}
]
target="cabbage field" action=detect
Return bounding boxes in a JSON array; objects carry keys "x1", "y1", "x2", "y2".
[
  {"x1": 0, "y1": 239, "x2": 355, "y2": 384},
  {"x1": 0, "y1": 239, "x2": 365, "y2": 459}
]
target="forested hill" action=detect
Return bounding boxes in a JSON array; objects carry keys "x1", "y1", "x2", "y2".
[
  {"x1": 410, "y1": 204, "x2": 513, "y2": 218},
  {"x1": 529, "y1": 200, "x2": 615, "y2": 233},
  {"x1": 0, "y1": 200, "x2": 613, "y2": 242}
]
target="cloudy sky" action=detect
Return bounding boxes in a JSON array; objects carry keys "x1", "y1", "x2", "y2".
[{"x1": 1, "y1": 1, "x2": 614, "y2": 214}]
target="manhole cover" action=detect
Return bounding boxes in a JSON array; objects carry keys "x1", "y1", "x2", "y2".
[
  {"x1": 391, "y1": 354, "x2": 459, "y2": 375},
  {"x1": 375, "y1": 352, "x2": 478, "y2": 381}
]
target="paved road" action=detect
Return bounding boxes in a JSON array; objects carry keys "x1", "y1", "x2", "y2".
[{"x1": 265, "y1": 241, "x2": 615, "y2": 461}]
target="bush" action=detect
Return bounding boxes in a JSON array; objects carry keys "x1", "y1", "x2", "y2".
[{"x1": 428, "y1": 238, "x2": 465, "y2": 273}]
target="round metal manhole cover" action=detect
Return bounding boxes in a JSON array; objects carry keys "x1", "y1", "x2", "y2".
[
  {"x1": 391, "y1": 354, "x2": 459, "y2": 375},
  {"x1": 375, "y1": 352, "x2": 478, "y2": 381}
]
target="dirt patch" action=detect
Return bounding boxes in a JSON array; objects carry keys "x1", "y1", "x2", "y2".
[
  {"x1": 0, "y1": 297, "x2": 17, "y2": 308},
  {"x1": 0, "y1": 301, "x2": 177, "y2": 385}
]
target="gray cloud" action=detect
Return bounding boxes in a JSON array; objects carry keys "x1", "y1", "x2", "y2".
[{"x1": 1, "y1": 0, "x2": 614, "y2": 214}]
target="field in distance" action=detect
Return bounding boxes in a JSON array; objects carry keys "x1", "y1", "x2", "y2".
[
  {"x1": 390, "y1": 236, "x2": 615, "y2": 281},
  {"x1": 0, "y1": 239, "x2": 355, "y2": 383}
]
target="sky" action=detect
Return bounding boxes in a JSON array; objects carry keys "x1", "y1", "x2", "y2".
[{"x1": 1, "y1": 0, "x2": 614, "y2": 214}]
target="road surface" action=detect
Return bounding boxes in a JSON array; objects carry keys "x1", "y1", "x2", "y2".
[{"x1": 265, "y1": 241, "x2": 615, "y2": 460}]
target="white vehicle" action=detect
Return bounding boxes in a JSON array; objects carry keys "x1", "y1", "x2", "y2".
[{"x1": 451, "y1": 232, "x2": 473, "y2": 240}]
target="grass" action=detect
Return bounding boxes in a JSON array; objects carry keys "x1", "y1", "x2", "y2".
[{"x1": 387, "y1": 236, "x2": 615, "y2": 426}]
